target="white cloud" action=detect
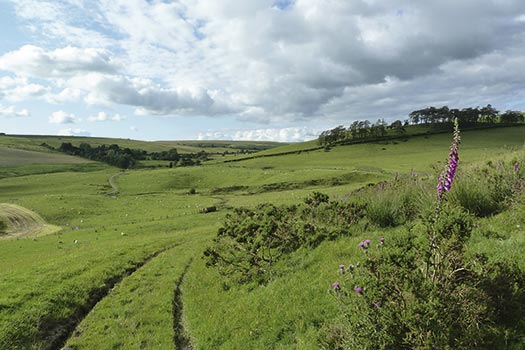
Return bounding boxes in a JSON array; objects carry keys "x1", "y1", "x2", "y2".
[
  {"x1": 0, "y1": 105, "x2": 30, "y2": 117},
  {"x1": 4, "y1": 0, "x2": 525, "y2": 129},
  {"x1": 130, "y1": 126, "x2": 138, "y2": 132},
  {"x1": 88, "y1": 111, "x2": 126, "y2": 122},
  {"x1": 197, "y1": 126, "x2": 321, "y2": 142},
  {"x1": 0, "y1": 45, "x2": 117, "y2": 78},
  {"x1": 57, "y1": 128, "x2": 91, "y2": 136},
  {"x1": 70, "y1": 73, "x2": 223, "y2": 115},
  {"x1": 49, "y1": 110, "x2": 77, "y2": 124},
  {"x1": 45, "y1": 87, "x2": 83, "y2": 104}
]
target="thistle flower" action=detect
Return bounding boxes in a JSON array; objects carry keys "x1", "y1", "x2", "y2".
[
  {"x1": 373, "y1": 301, "x2": 381, "y2": 308},
  {"x1": 332, "y1": 282, "x2": 340, "y2": 290},
  {"x1": 355, "y1": 286, "x2": 363, "y2": 294},
  {"x1": 365, "y1": 239, "x2": 371, "y2": 246},
  {"x1": 380, "y1": 237, "x2": 385, "y2": 244},
  {"x1": 515, "y1": 162, "x2": 520, "y2": 173},
  {"x1": 347, "y1": 263, "x2": 354, "y2": 271},
  {"x1": 359, "y1": 241, "x2": 365, "y2": 248},
  {"x1": 437, "y1": 118, "x2": 461, "y2": 200},
  {"x1": 339, "y1": 264, "x2": 345, "y2": 270}
]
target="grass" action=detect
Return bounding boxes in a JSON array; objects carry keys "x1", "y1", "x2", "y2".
[
  {"x1": 0, "y1": 134, "x2": 284, "y2": 154},
  {"x1": 0, "y1": 126, "x2": 523, "y2": 349},
  {"x1": 0, "y1": 203, "x2": 61, "y2": 239}
]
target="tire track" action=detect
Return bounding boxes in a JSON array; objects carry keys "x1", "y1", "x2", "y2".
[
  {"x1": 173, "y1": 259, "x2": 194, "y2": 350},
  {"x1": 39, "y1": 243, "x2": 179, "y2": 350}
]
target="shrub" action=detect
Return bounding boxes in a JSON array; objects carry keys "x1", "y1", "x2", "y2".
[
  {"x1": 324, "y1": 204, "x2": 525, "y2": 349},
  {"x1": 204, "y1": 194, "x2": 366, "y2": 284}
]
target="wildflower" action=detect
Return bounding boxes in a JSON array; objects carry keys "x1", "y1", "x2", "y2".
[
  {"x1": 359, "y1": 241, "x2": 365, "y2": 248},
  {"x1": 365, "y1": 239, "x2": 371, "y2": 246},
  {"x1": 332, "y1": 282, "x2": 340, "y2": 290},
  {"x1": 380, "y1": 237, "x2": 385, "y2": 244},
  {"x1": 437, "y1": 118, "x2": 461, "y2": 200},
  {"x1": 347, "y1": 263, "x2": 354, "y2": 270},
  {"x1": 355, "y1": 286, "x2": 363, "y2": 294},
  {"x1": 515, "y1": 162, "x2": 520, "y2": 173},
  {"x1": 373, "y1": 301, "x2": 381, "y2": 308}
]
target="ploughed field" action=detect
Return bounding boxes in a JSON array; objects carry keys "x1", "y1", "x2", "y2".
[{"x1": 0, "y1": 126, "x2": 524, "y2": 349}]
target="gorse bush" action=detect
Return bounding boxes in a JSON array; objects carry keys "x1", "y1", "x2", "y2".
[{"x1": 204, "y1": 193, "x2": 366, "y2": 284}]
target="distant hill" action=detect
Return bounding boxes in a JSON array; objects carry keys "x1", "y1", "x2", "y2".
[{"x1": 0, "y1": 134, "x2": 287, "y2": 154}]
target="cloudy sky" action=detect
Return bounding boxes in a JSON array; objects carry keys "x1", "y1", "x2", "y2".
[{"x1": 1, "y1": 0, "x2": 525, "y2": 142}]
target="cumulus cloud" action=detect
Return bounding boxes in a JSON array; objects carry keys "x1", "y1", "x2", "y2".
[
  {"x1": 88, "y1": 111, "x2": 126, "y2": 122},
  {"x1": 4, "y1": 0, "x2": 525, "y2": 126},
  {"x1": 70, "y1": 73, "x2": 224, "y2": 115},
  {"x1": 197, "y1": 126, "x2": 321, "y2": 142},
  {"x1": 0, "y1": 105, "x2": 30, "y2": 117},
  {"x1": 49, "y1": 110, "x2": 77, "y2": 124},
  {"x1": 57, "y1": 128, "x2": 91, "y2": 136},
  {"x1": 0, "y1": 45, "x2": 117, "y2": 78}
]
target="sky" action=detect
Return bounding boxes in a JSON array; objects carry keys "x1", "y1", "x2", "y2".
[{"x1": 1, "y1": 0, "x2": 525, "y2": 142}]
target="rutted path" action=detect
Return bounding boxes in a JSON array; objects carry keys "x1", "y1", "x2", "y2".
[
  {"x1": 173, "y1": 259, "x2": 194, "y2": 350},
  {"x1": 44, "y1": 244, "x2": 179, "y2": 350},
  {"x1": 107, "y1": 170, "x2": 126, "y2": 197}
]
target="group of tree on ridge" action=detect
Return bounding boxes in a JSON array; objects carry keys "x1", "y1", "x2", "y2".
[{"x1": 319, "y1": 104, "x2": 524, "y2": 146}]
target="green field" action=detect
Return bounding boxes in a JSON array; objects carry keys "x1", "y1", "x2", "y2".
[
  {"x1": 0, "y1": 134, "x2": 285, "y2": 154},
  {"x1": 0, "y1": 126, "x2": 524, "y2": 349}
]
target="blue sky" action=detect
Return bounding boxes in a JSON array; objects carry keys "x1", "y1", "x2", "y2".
[{"x1": 1, "y1": 0, "x2": 525, "y2": 141}]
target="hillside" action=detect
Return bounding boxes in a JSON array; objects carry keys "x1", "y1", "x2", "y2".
[
  {"x1": 0, "y1": 126, "x2": 523, "y2": 349},
  {"x1": 0, "y1": 134, "x2": 285, "y2": 154}
]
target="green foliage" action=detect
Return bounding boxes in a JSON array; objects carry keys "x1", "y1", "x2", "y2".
[
  {"x1": 365, "y1": 178, "x2": 429, "y2": 227},
  {"x1": 204, "y1": 195, "x2": 366, "y2": 284},
  {"x1": 451, "y1": 161, "x2": 524, "y2": 217},
  {"x1": 324, "y1": 203, "x2": 525, "y2": 350}
]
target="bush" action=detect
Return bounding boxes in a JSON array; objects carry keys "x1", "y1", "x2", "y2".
[
  {"x1": 324, "y1": 203, "x2": 525, "y2": 349},
  {"x1": 204, "y1": 194, "x2": 366, "y2": 284}
]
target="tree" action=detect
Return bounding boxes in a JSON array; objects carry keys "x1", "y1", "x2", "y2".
[
  {"x1": 500, "y1": 110, "x2": 524, "y2": 124},
  {"x1": 479, "y1": 104, "x2": 498, "y2": 124}
]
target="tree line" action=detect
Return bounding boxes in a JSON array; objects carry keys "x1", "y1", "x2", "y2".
[
  {"x1": 319, "y1": 104, "x2": 524, "y2": 146},
  {"x1": 50, "y1": 142, "x2": 210, "y2": 169}
]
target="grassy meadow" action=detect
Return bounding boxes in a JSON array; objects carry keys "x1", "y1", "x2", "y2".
[{"x1": 0, "y1": 125, "x2": 524, "y2": 349}]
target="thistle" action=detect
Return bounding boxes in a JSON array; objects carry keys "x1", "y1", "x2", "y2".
[{"x1": 437, "y1": 118, "x2": 461, "y2": 200}]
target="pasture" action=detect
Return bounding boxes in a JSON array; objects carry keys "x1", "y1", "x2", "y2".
[{"x1": 0, "y1": 125, "x2": 523, "y2": 349}]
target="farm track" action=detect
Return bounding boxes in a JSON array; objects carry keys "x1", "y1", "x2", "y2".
[
  {"x1": 173, "y1": 259, "x2": 194, "y2": 350},
  {"x1": 107, "y1": 171, "x2": 126, "y2": 197},
  {"x1": 45, "y1": 243, "x2": 179, "y2": 350}
]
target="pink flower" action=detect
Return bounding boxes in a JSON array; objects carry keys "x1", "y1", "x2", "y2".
[
  {"x1": 355, "y1": 286, "x2": 363, "y2": 294},
  {"x1": 380, "y1": 237, "x2": 385, "y2": 243},
  {"x1": 332, "y1": 282, "x2": 340, "y2": 290},
  {"x1": 339, "y1": 264, "x2": 345, "y2": 270}
]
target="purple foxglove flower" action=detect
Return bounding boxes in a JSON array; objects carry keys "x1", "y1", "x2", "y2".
[{"x1": 437, "y1": 118, "x2": 461, "y2": 200}]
